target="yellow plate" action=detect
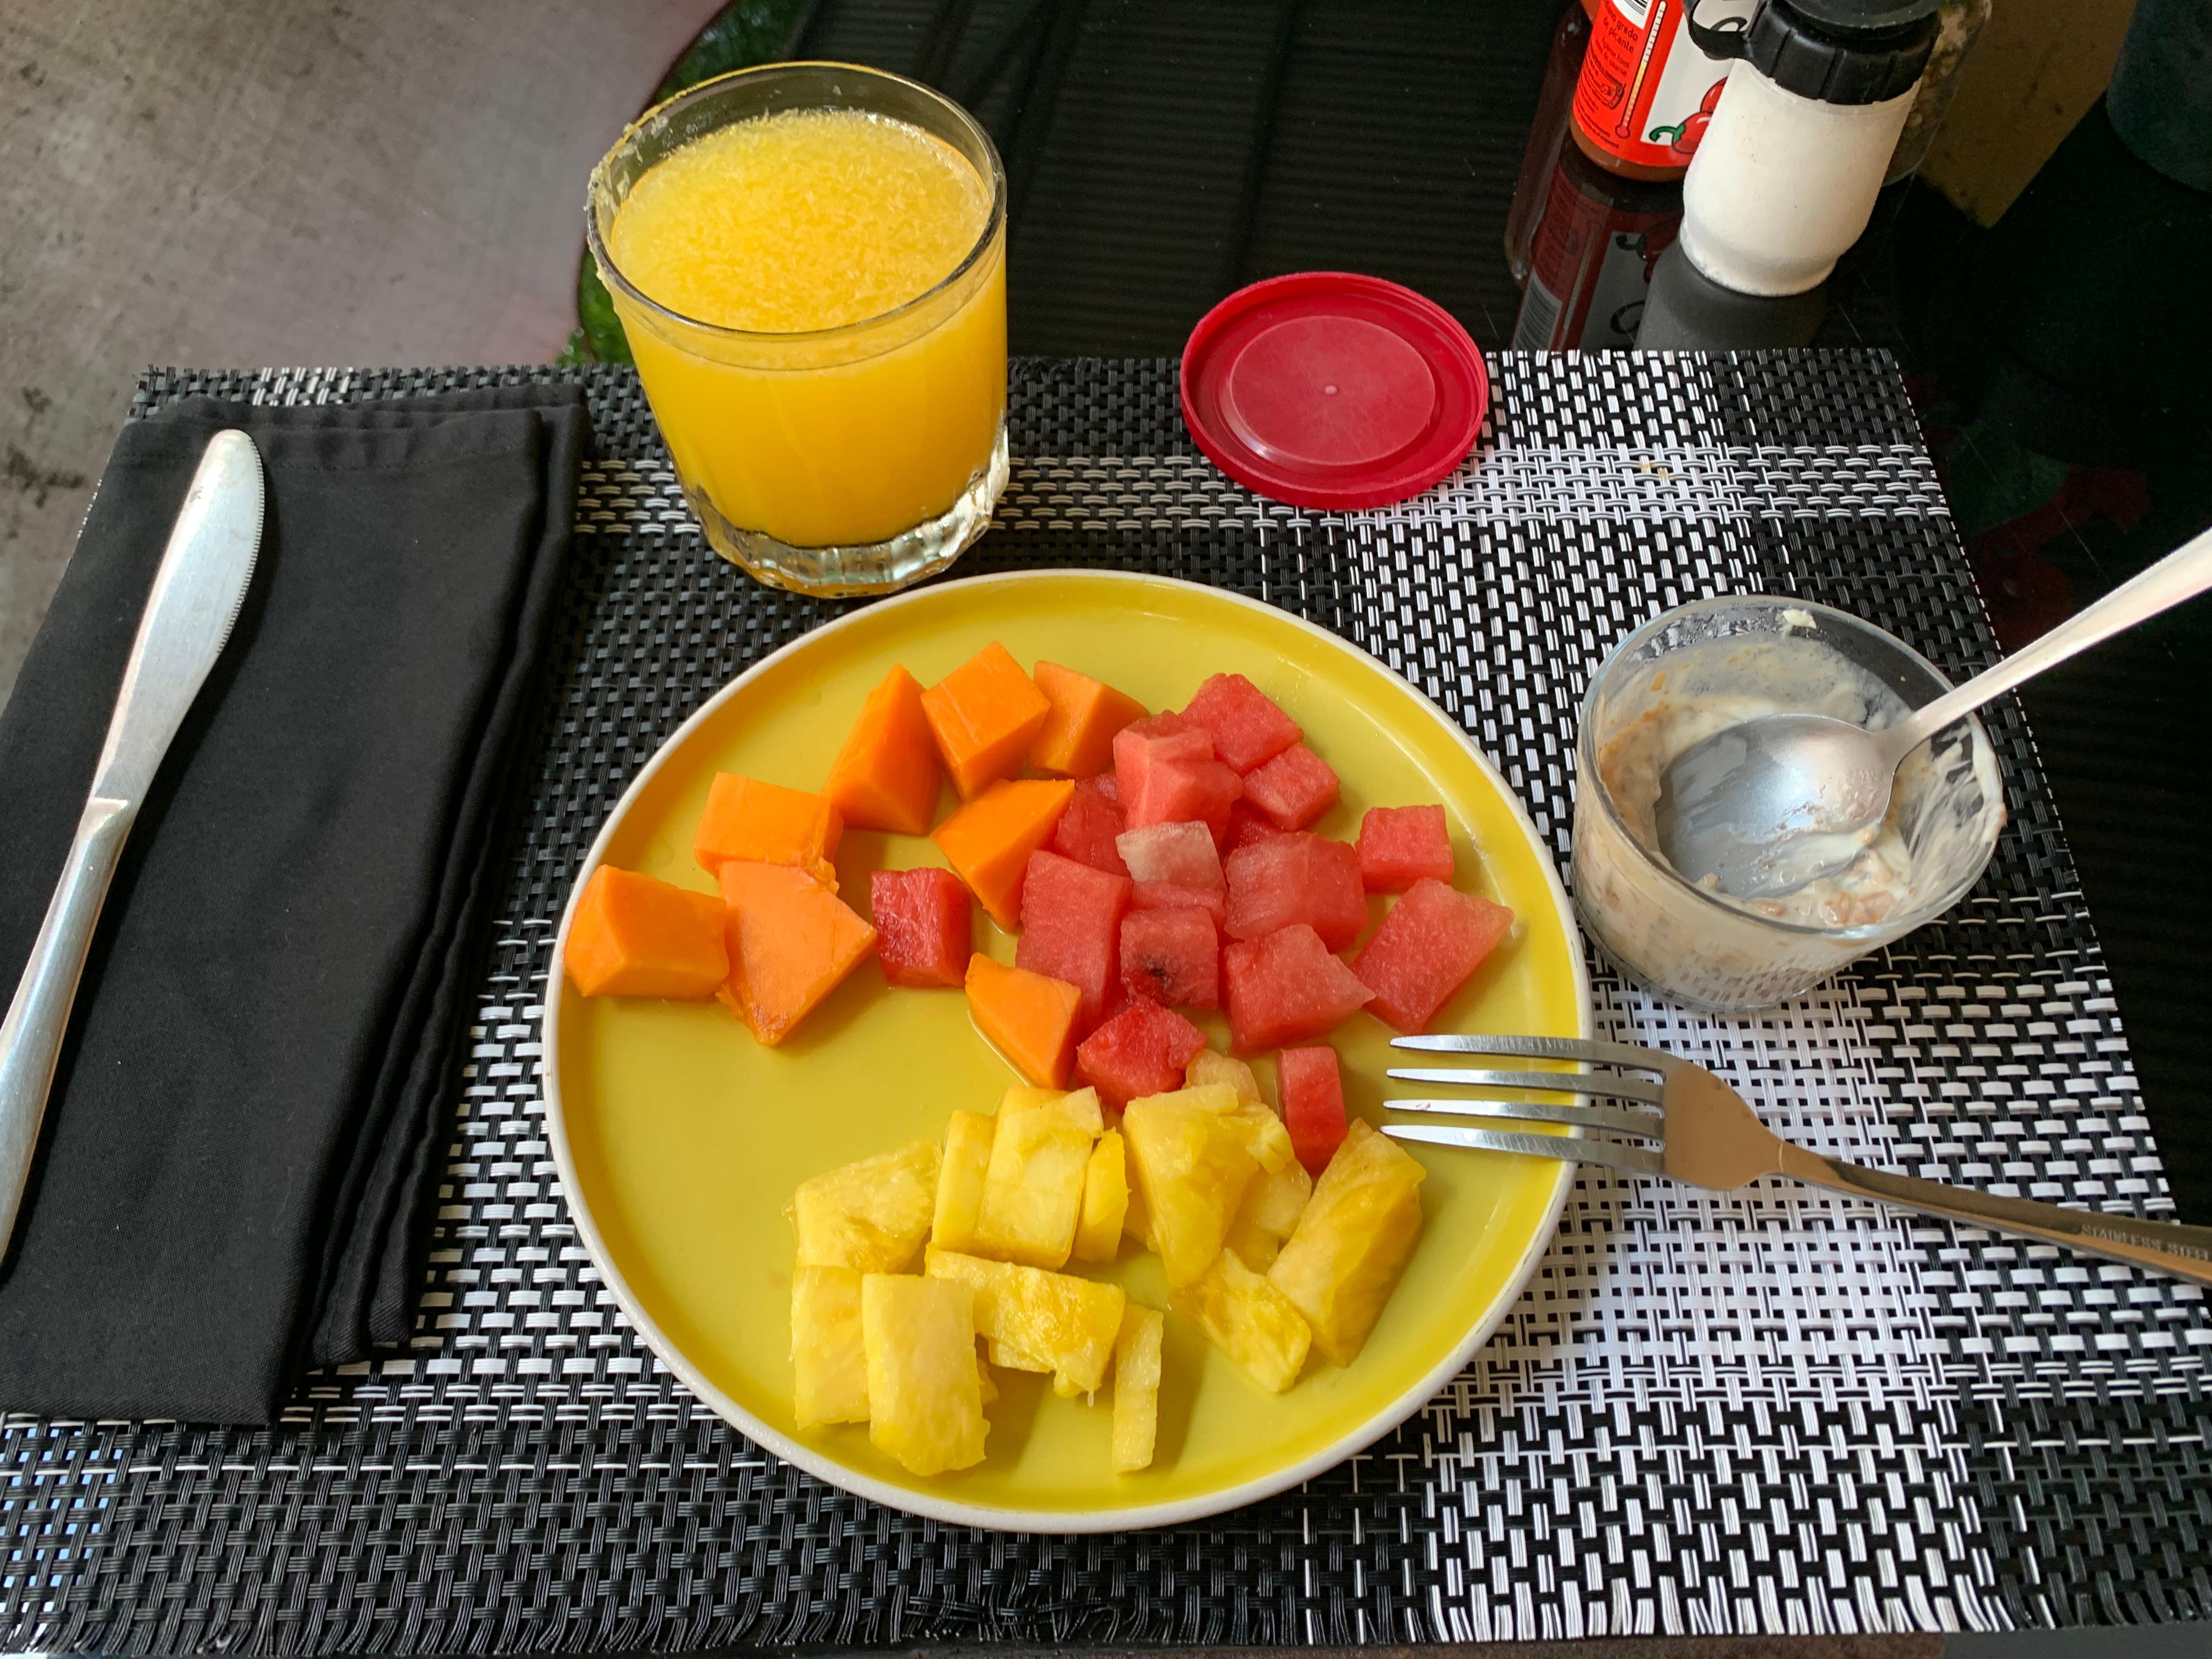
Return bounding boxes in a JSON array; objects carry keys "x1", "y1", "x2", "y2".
[{"x1": 544, "y1": 570, "x2": 1588, "y2": 1531}]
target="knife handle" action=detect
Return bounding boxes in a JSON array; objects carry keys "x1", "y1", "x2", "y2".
[{"x1": 0, "y1": 795, "x2": 136, "y2": 1258}]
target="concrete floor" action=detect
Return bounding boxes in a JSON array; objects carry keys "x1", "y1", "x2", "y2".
[{"x1": 0, "y1": 0, "x2": 723, "y2": 709}]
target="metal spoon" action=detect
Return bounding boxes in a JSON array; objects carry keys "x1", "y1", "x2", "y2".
[{"x1": 1655, "y1": 522, "x2": 2212, "y2": 900}]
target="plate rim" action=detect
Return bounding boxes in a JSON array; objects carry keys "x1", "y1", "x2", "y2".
[{"x1": 541, "y1": 568, "x2": 1590, "y2": 1533}]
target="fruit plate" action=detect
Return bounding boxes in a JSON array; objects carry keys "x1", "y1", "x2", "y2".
[{"x1": 543, "y1": 569, "x2": 1589, "y2": 1531}]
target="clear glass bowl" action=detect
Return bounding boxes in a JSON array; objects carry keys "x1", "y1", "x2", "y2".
[{"x1": 1572, "y1": 596, "x2": 2006, "y2": 1012}]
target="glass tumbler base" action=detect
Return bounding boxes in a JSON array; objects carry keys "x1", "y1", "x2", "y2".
[{"x1": 684, "y1": 426, "x2": 1009, "y2": 598}]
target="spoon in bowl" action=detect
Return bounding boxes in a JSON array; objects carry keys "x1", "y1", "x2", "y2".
[{"x1": 1655, "y1": 523, "x2": 2212, "y2": 901}]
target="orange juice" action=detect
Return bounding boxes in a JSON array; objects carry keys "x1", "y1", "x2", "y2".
[{"x1": 601, "y1": 99, "x2": 1006, "y2": 560}]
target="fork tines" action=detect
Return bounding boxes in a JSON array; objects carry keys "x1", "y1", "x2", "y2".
[{"x1": 1381, "y1": 1032, "x2": 1668, "y2": 1176}]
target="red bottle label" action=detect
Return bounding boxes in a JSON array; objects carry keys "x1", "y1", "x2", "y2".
[{"x1": 1571, "y1": 0, "x2": 1734, "y2": 171}]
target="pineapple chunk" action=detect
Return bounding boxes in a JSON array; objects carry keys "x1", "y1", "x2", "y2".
[
  {"x1": 1121, "y1": 1089, "x2": 1259, "y2": 1286},
  {"x1": 792, "y1": 1140, "x2": 943, "y2": 1272},
  {"x1": 999, "y1": 1084, "x2": 1060, "y2": 1115},
  {"x1": 1267, "y1": 1119, "x2": 1426, "y2": 1365},
  {"x1": 1111, "y1": 1304, "x2": 1165, "y2": 1473},
  {"x1": 1186, "y1": 1048, "x2": 1263, "y2": 1105},
  {"x1": 1171, "y1": 1248, "x2": 1311, "y2": 1393},
  {"x1": 1177, "y1": 1080, "x2": 1296, "y2": 1175},
  {"x1": 791, "y1": 1266, "x2": 869, "y2": 1429},
  {"x1": 978, "y1": 1362, "x2": 1000, "y2": 1407},
  {"x1": 860, "y1": 1274, "x2": 987, "y2": 1475},
  {"x1": 974, "y1": 1090, "x2": 1098, "y2": 1268},
  {"x1": 1227, "y1": 1159, "x2": 1314, "y2": 1268},
  {"x1": 1072, "y1": 1130, "x2": 1130, "y2": 1263},
  {"x1": 926, "y1": 1246, "x2": 1127, "y2": 1396},
  {"x1": 1123, "y1": 1170, "x2": 1153, "y2": 1247},
  {"x1": 934, "y1": 1110, "x2": 996, "y2": 1254},
  {"x1": 1000, "y1": 1084, "x2": 1104, "y2": 1133}
]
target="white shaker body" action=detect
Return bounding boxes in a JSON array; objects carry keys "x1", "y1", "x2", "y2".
[{"x1": 1678, "y1": 60, "x2": 1917, "y2": 296}]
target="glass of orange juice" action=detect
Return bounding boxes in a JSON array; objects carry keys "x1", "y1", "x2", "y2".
[{"x1": 587, "y1": 64, "x2": 1007, "y2": 595}]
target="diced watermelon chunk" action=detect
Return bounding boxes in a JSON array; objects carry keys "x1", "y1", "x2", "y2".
[
  {"x1": 1052, "y1": 775, "x2": 1130, "y2": 877},
  {"x1": 1224, "y1": 832, "x2": 1369, "y2": 950},
  {"x1": 871, "y1": 867, "x2": 972, "y2": 989},
  {"x1": 1113, "y1": 718, "x2": 1225, "y2": 832},
  {"x1": 1222, "y1": 803, "x2": 1285, "y2": 853},
  {"x1": 1116, "y1": 821, "x2": 1224, "y2": 894},
  {"x1": 1182, "y1": 673, "x2": 1302, "y2": 772},
  {"x1": 1093, "y1": 770, "x2": 1120, "y2": 804},
  {"x1": 1120, "y1": 906, "x2": 1220, "y2": 1009},
  {"x1": 1131, "y1": 754, "x2": 1243, "y2": 838},
  {"x1": 1221, "y1": 924, "x2": 1374, "y2": 1052},
  {"x1": 1075, "y1": 1001, "x2": 1209, "y2": 1108},
  {"x1": 1015, "y1": 851, "x2": 1132, "y2": 1031},
  {"x1": 1351, "y1": 878, "x2": 1514, "y2": 1032},
  {"x1": 1240, "y1": 743, "x2": 1340, "y2": 831},
  {"x1": 1356, "y1": 804, "x2": 1453, "y2": 892},
  {"x1": 1131, "y1": 881, "x2": 1226, "y2": 926},
  {"x1": 1277, "y1": 1045, "x2": 1347, "y2": 1175}
]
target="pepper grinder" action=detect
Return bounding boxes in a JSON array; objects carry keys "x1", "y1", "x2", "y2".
[{"x1": 1676, "y1": 0, "x2": 1939, "y2": 296}]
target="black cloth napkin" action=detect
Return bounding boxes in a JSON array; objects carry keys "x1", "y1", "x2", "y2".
[{"x1": 0, "y1": 384, "x2": 588, "y2": 1423}]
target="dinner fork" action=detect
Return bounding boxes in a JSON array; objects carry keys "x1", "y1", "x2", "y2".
[{"x1": 1383, "y1": 1034, "x2": 2212, "y2": 1287}]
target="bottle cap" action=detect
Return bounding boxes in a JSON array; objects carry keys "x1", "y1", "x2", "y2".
[
  {"x1": 1180, "y1": 273, "x2": 1488, "y2": 511},
  {"x1": 1730, "y1": 0, "x2": 1939, "y2": 105}
]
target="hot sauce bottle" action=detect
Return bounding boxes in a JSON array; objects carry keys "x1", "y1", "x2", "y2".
[{"x1": 1568, "y1": 0, "x2": 1743, "y2": 180}]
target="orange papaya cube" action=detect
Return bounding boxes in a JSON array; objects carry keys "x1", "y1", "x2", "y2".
[
  {"x1": 931, "y1": 777, "x2": 1075, "y2": 929},
  {"x1": 694, "y1": 773, "x2": 843, "y2": 888},
  {"x1": 965, "y1": 955, "x2": 1082, "y2": 1087},
  {"x1": 717, "y1": 861, "x2": 877, "y2": 1045},
  {"x1": 824, "y1": 664, "x2": 942, "y2": 834},
  {"x1": 920, "y1": 642, "x2": 1052, "y2": 799},
  {"x1": 563, "y1": 865, "x2": 730, "y2": 999},
  {"x1": 1028, "y1": 661, "x2": 1149, "y2": 778}
]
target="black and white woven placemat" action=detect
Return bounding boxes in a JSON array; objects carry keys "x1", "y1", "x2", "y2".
[{"x1": 4, "y1": 355, "x2": 2205, "y2": 1652}]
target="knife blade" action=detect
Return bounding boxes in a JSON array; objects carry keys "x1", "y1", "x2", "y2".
[{"x1": 0, "y1": 428, "x2": 265, "y2": 1256}]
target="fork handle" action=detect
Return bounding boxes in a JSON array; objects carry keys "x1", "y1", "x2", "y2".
[{"x1": 1775, "y1": 1143, "x2": 2212, "y2": 1286}]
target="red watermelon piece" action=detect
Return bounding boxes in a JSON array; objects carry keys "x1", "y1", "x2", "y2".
[
  {"x1": 1277, "y1": 1045, "x2": 1347, "y2": 1175},
  {"x1": 1053, "y1": 775, "x2": 1130, "y2": 877},
  {"x1": 1222, "y1": 803, "x2": 1285, "y2": 853},
  {"x1": 1357, "y1": 804, "x2": 1453, "y2": 892},
  {"x1": 1221, "y1": 924, "x2": 1374, "y2": 1052},
  {"x1": 1183, "y1": 673, "x2": 1302, "y2": 772},
  {"x1": 1351, "y1": 877, "x2": 1514, "y2": 1032},
  {"x1": 1224, "y1": 832, "x2": 1369, "y2": 950},
  {"x1": 1114, "y1": 718, "x2": 1231, "y2": 832},
  {"x1": 1120, "y1": 906, "x2": 1220, "y2": 1009},
  {"x1": 1240, "y1": 743, "x2": 1340, "y2": 831},
  {"x1": 871, "y1": 867, "x2": 972, "y2": 989},
  {"x1": 1116, "y1": 821, "x2": 1224, "y2": 893},
  {"x1": 1015, "y1": 851, "x2": 1132, "y2": 1031},
  {"x1": 1075, "y1": 1001, "x2": 1209, "y2": 1108},
  {"x1": 1131, "y1": 880, "x2": 1226, "y2": 926}
]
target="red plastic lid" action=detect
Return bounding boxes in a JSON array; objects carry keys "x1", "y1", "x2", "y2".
[{"x1": 1180, "y1": 272, "x2": 1488, "y2": 511}]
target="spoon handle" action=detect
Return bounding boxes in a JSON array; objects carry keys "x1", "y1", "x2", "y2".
[{"x1": 1889, "y1": 520, "x2": 2212, "y2": 755}]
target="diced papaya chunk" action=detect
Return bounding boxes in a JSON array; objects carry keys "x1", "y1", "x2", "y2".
[
  {"x1": 825, "y1": 664, "x2": 943, "y2": 834},
  {"x1": 861, "y1": 1275, "x2": 987, "y2": 1475},
  {"x1": 925, "y1": 1246, "x2": 1127, "y2": 1396},
  {"x1": 791, "y1": 1139, "x2": 943, "y2": 1273},
  {"x1": 934, "y1": 1109, "x2": 997, "y2": 1255},
  {"x1": 921, "y1": 642, "x2": 1052, "y2": 799},
  {"x1": 965, "y1": 955, "x2": 1083, "y2": 1088},
  {"x1": 718, "y1": 861, "x2": 877, "y2": 1044},
  {"x1": 792, "y1": 1265, "x2": 870, "y2": 1429},
  {"x1": 933, "y1": 778, "x2": 1076, "y2": 929},
  {"x1": 563, "y1": 865, "x2": 729, "y2": 999},
  {"x1": 1028, "y1": 661, "x2": 1148, "y2": 777},
  {"x1": 694, "y1": 773, "x2": 843, "y2": 887},
  {"x1": 1111, "y1": 1304, "x2": 1165, "y2": 1472},
  {"x1": 1073, "y1": 1130, "x2": 1130, "y2": 1262}
]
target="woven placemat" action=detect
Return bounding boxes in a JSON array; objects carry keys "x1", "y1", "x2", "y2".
[{"x1": 3, "y1": 354, "x2": 2205, "y2": 1652}]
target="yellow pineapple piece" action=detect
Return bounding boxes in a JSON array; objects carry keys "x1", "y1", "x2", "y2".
[
  {"x1": 1226, "y1": 1159, "x2": 1314, "y2": 1268},
  {"x1": 998, "y1": 1084, "x2": 1062, "y2": 1115},
  {"x1": 1267, "y1": 1119, "x2": 1426, "y2": 1365},
  {"x1": 973, "y1": 1089, "x2": 1099, "y2": 1268},
  {"x1": 1121, "y1": 1088, "x2": 1259, "y2": 1286},
  {"x1": 1111, "y1": 1304, "x2": 1165, "y2": 1473},
  {"x1": 1186, "y1": 1048, "x2": 1263, "y2": 1105},
  {"x1": 861, "y1": 1274, "x2": 987, "y2": 1475},
  {"x1": 975, "y1": 1345, "x2": 1000, "y2": 1406},
  {"x1": 1123, "y1": 1169, "x2": 1153, "y2": 1246},
  {"x1": 999, "y1": 1083, "x2": 1104, "y2": 1133},
  {"x1": 1072, "y1": 1130, "x2": 1129, "y2": 1262},
  {"x1": 1171, "y1": 1248, "x2": 1311, "y2": 1393},
  {"x1": 791, "y1": 1140, "x2": 942, "y2": 1272},
  {"x1": 791, "y1": 1266, "x2": 869, "y2": 1429},
  {"x1": 925, "y1": 1246, "x2": 1126, "y2": 1396},
  {"x1": 1175, "y1": 1080, "x2": 1296, "y2": 1175},
  {"x1": 934, "y1": 1109, "x2": 996, "y2": 1254}
]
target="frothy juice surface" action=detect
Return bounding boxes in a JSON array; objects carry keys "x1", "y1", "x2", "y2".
[
  {"x1": 610, "y1": 109, "x2": 990, "y2": 332},
  {"x1": 605, "y1": 106, "x2": 1006, "y2": 551}
]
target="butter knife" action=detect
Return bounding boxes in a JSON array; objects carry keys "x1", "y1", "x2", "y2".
[{"x1": 0, "y1": 428, "x2": 264, "y2": 1256}]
